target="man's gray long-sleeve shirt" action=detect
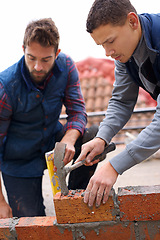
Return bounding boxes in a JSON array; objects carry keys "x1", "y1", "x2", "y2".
[
  {"x1": 97, "y1": 59, "x2": 160, "y2": 174},
  {"x1": 96, "y1": 34, "x2": 160, "y2": 174}
]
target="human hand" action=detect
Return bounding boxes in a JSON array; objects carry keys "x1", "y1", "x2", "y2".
[
  {"x1": 60, "y1": 129, "x2": 80, "y2": 166},
  {"x1": 53, "y1": 141, "x2": 75, "y2": 172},
  {"x1": 0, "y1": 198, "x2": 13, "y2": 219},
  {"x1": 75, "y1": 137, "x2": 106, "y2": 166},
  {"x1": 84, "y1": 161, "x2": 118, "y2": 207},
  {"x1": 60, "y1": 141, "x2": 75, "y2": 166}
]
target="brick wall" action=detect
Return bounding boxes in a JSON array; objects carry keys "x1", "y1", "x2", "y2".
[{"x1": 1, "y1": 185, "x2": 160, "y2": 239}]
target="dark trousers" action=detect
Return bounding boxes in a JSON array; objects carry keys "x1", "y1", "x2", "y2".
[{"x1": 2, "y1": 173, "x2": 45, "y2": 217}]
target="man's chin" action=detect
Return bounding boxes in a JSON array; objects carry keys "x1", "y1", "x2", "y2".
[
  {"x1": 31, "y1": 74, "x2": 46, "y2": 83},
  {"x1": 116, "y1": 57, "x2": 129, "y2": 64}
]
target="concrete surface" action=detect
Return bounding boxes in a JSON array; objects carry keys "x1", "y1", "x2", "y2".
[{"x1": 2, "y1": 146, "x2": 160, "y2": 216}]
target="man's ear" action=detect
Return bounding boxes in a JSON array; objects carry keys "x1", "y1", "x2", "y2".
[
  {"x1": 22, "y1": 45, "x2": 25, "y2": 53},
  {"x1": 56, "y1": 49, "x2": 61, "y2": 58},
  {"x1": 127, "y1": 12, "x2": 139, "y2": 29}
]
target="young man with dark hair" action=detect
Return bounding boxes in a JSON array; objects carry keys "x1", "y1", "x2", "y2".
[
  {"x1": 0, "y1": 18, "x2": 97, "y2": 218},
  {"x1": 76, "y1": 0, "x2": 160, "y2": 207}
]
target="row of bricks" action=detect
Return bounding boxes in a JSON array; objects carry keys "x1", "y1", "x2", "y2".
[
  {"x1": 53, "y1": 185, "x2": 160, "y2": 224},
  {"x1": 1, "y1": 185, "x2": 160, "y2": 240},
  {"x1": 1, "y1": 216, "x2": 160, "y2": 240}
]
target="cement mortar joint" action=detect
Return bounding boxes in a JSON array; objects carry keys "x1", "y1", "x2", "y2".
[
  {"x1": 9, "y1": 217, "x2": 19, "y2": 240},
  {"x1": 54, "y1": 219, "x2": 118, "y2": 237},
  {"x1": 111, "y1": 188, "x2": 120, "y2": 219}
]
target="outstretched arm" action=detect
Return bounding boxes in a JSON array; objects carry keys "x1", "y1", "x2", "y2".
[{"x1": 75, "y1": 60, "x2": 139, "y2": 206}]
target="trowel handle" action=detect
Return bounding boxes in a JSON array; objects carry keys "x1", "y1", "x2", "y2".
[{"x1": 69, "y1": 142, "x2": 116, "y2": 172}]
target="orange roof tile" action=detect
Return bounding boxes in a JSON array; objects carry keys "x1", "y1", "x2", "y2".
[{"x1": 76, "y1": 57, "x2": 157, "y2": 114}]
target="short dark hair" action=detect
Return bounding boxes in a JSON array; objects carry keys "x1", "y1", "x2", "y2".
[
  {"x1": 86, "y1": 0, "x2": 137, "y2": 33},
  {"x1": 23, "y1": 18, "x2": 60, "y2": 53}
]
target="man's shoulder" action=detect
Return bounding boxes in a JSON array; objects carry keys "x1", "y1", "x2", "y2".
[
  {"x1": 139, "y1": 13, "x2": 160, "y2": 50},
  {"x1": 0, "y1": 57, "x2": 23, "y2": 83},
  {"x1": 139, "y1": 13, "x2": 160, "y2": 20},
  {"x1": 56, "y1": 52, "x2": 73, "y2": 63},
  {"x1": 55, "y1": 52, "x2": 75, "y2": 72},
  {"x1": 0, "y1": 57, "x2": 24, "y2": 94},
  {"x1": 139, "y1": 13, "x2": 160, "y2": 29}
]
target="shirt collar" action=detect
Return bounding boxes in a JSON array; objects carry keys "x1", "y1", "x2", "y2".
[
  {"x1": 21, "y1": 57, "x2": 35, "y2": 91},
  {"x1": 133, "y1": 32, "x2": 145, "y2": 60}
]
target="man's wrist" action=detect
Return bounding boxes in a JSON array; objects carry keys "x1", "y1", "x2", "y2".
[{"x1": 95, "y1": 137, "x2": 109, "y2": 147}]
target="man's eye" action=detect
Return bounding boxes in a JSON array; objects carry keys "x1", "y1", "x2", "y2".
[
  {"x1": 28, "y1": 56, "x2": 35, "y2": 61},
  {"x1": 108, "y1": 40, "x2": 114, "y2": 44},
  {"x1": 42, "y1": 59, "x2": 49, "y2": 62}
]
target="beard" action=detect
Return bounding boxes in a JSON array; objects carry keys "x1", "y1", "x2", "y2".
[
  {"x1": 25, "y1": 62, "x2": 55, "y2": 84},
  {"x1": 30, "y1": 70, "x2": 49, "y2": 83}
]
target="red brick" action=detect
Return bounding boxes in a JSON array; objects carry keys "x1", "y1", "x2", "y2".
[
  {"x1": 1, "y1": 216, "x2": 160, "y2": 240},
  {"x1": 16, "y1": 216, "x2": 73, "y2": 240},
  {"x1": 135, "y1": 221, "x2": 160, "y2": 240},
  {"x1": 118, "y1": 185, "x2": 160, "y2": 221},
  {"x1": 76, "y1": 222, "x2": 136, "y2": 240},
  {"x1": 53, "y1": 189, "x2": 116, "y2": 224},
  {"x1": 0, "y1": 218, "x2": 12, "y2": 240}
]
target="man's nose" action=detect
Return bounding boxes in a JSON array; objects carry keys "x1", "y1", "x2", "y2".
[
  {"x1": 34, "y1": 61, "x2": 43, "y2": 71},
  {"x1": 105, "y1": 48, "x2": 115, "y2": 57}
]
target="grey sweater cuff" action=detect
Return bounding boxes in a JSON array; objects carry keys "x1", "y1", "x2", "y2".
[
  {"x1": 96, "y1": 126, "x2": 115, "y2": 144},
  {"x1": 109, "y1": 148, "x2": 137, "y2": 175}
]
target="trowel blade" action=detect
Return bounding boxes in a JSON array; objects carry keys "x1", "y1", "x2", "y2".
[{"x1": 54, "y1": 142, "x2": 69, "y2": 195}]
